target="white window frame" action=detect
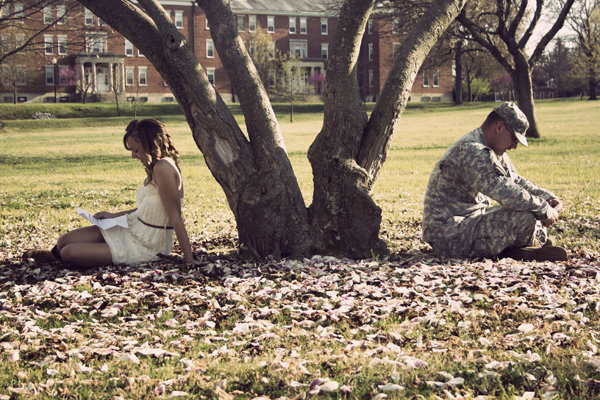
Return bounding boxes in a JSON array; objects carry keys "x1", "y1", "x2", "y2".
[
  {"x1": 321, "y1": 18, "x2": 328, "y2": 35},
  {"x1": 206, "y1": 17, "x2": 210, "y2": 30},
  {"x1": 45, "y1": 65, "x2": 55, "y2": 85},
  {"x1": 289, "y1": 17, "x2": 296, "y2": 34},
  {"x1": 44, "y1": 35, "x2": 53, "y2": 55},
  {"x1": 56, "y1": 5, "x2": 66, "y2": 25},
  {"x1": 138, "y1": 66, "x2": 147, "y2": 86},
  {"x1": 43, "y1": 6, "x2": 53, "y2": 24},
  {"x1": 14, "y1": 3, "x2": 23, "y2": 22},
  {"x1": 206, "y1": 39, "x2": 214, "y2": 58},
  {"x1": 368, "y1": 69, "x2": 374, "y2": 87},
  {"x1": 433, "y1": 69, "x2": 440, "y2": 87},
  {"x1": 84, "y1": 8, "x2": 93, "y2": 25},
  {"x1": 268, "y1": 69, "x2": 275, "y2": 87},
  {"x1": 393, "y1": 18, "x2": 400, "y2": 34},
  {"x1": 300, "y1": 17, "x2": 307, "y2": 34},
  {"x1": 86, "y1": 33, "x2": 107, "y2": 53},
  {"x1": 249, "y1": 15, "x2": 256, "y2": 32},
  {"x1": 125, "y1": 39, "x2": 134, "y2": 57},
  {"x1": 58, "y1": 65, "x2": 70, "y2": 85},
  {"x1": 321, "y1": 43, "x2": 328, "y2": 60},
  {"x1": 368, "y1": 43, "x2": 373, "y2": 61},
  {"x1": 422, "y1": 71, "x2": 430, "y2": 87},
  {"x1": 206, "y1": 67, "x2": 215, "y2": 85},
  {"x1": 290, "y1": 39, "x2": 307, "y2": 58},
  {"x1": 237, "y1": 15, "x2": 245, "y2": 32},
  {"x1": 125, "y1": 67, "x2": 134, "y2": 86},
  {"x1": 268, "y1": 42, "x2": 275, "y2": 59},
  {"x1": 174, "y1": 10, "x2": 183, "y2": 29},
  {"x1": 267, "y1": 16, "x2": 275, "y2": 33},
  {"x1": 57, "y1": 35, "x2": 67, "y2": 55},
  {"x1": 16, "y1": 65, "x2": 26, "y2": 85},
  {"x1": 368, "y1": 19, "x2": 373, "y2": 34}
]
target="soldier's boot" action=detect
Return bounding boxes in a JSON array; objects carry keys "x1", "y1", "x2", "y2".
[{"x1": 499, "y1": 245, "x2": 568, "y2": 262}]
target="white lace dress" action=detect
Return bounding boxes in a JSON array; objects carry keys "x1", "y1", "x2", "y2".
[{"x1": 101, "y1": 182, "x2": 182, "y2": 266}]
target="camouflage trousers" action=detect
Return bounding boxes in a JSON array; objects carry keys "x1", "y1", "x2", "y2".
[{"x1": 430, "y1": 207, "x2": 547, "y2": 258}]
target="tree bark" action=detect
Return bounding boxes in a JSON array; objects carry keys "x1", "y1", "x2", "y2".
[
  {"x1": 511, "y1": 60, "x2": 539, "y2": 138},
  {"x1": 588, "y1": 69, "x2": 598, "y2": 100},
  {"x1": 308, "y1": 0, "x2": 466, "y2": 258},
  {"x1": 454, "y1": 41, "x2": 463, "y2": 104}
]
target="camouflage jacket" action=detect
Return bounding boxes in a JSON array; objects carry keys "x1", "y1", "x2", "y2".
[{"x1": 422, "y1": 127, "x2": 556, "y2": 243}]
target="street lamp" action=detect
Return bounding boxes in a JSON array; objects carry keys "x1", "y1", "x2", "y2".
[{"x1": 52, "y1": 57, "x2": 57, "y2": 103}]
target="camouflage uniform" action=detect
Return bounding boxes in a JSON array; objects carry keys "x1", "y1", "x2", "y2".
[{"x1": 422, "y1": 127, "x2": 556, "y2": 258}]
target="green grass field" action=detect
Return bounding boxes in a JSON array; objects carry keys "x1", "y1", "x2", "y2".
[{"x1": 1, "y1": 100, "x2": 600, "y2": 399}]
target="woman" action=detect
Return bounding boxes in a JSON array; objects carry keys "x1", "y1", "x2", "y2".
[{"x1": 24, "y1": 119, "x2": 196, "y2": 268}]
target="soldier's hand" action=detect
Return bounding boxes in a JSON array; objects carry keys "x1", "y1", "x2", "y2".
[
  {"x1": 547, "y1": 198, "x2": 563, "y2": 212},
  {"x1": 541, "y1": 206, "x2": 559, "y2": 227}
]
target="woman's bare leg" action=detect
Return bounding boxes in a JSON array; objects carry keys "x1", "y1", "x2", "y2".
[{"x1": 57, "y1": 226, "x2": 113, "y2": 268}]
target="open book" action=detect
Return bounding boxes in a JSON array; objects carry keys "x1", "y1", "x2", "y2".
[{"x1": 77, "y1": 208, "x2": 128, "y2": 230}]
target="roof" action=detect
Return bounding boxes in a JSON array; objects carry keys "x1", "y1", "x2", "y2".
[{"x1": 229, "y1": 0, "x2": 340, "y2": 16}]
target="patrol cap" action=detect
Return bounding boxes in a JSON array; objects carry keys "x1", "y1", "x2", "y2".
[{"x1": 493, "y1": 102, "x2": 529, "y2": 146}]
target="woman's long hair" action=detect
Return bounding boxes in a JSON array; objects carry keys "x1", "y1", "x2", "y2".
[{"x1": 123, "y1": 119, "x2": 180, "y2": 184}]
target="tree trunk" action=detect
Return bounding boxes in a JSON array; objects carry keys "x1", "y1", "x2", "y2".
[
  {"x1": 511, "y1": 56, "x2": 539, "y2": 138},
  {"x1": 588, "y1": 67, "x2": 598, "y2": 100},
  {"x1": 309, "y1": 0, "x2": 466, "y2": 258},
  {"x1": 454, "y1": 41, "x2": 463, "y2": 104}
]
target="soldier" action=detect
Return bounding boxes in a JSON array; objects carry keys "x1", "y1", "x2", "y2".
[{"x1": 422, "y1": 102, "x2": 567, "y2": 261}]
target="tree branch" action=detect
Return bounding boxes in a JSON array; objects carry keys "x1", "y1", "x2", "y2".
[
  {"x1": 517, "y1": 0, "x2": 543, "y2": 49},
  {"x1": 358, "y1": 0, "x2": 466, "y2": 186},
  {"x1": 529, "y1": 0, "x2": 575, "y2": 65}
]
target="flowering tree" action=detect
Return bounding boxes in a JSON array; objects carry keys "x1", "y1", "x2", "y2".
[{"x1": 58, "y1": 65, "x2": 92, "y2": 103}]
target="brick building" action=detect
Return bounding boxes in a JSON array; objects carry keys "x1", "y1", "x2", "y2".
[{"x1": 0, "y1": 0, "x2": 453, "y2": 103}]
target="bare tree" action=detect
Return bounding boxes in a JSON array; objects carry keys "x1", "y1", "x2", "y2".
[
  {"x1": 75, "y1": 0, "x2": 466, "y2": 258},
  {"x1": 457, "y1": 0, "x2": 575, "y2": 138},
  {"x1": 0, "y1": 0, "x2": 81, "y2": 64},
  {"x1": 566, "y1": 0, "x2": 600, "y2": 100}
]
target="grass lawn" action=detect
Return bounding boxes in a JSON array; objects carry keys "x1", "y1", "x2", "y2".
[{"x1": 0, "y1": 99, "x2": 599, "y2": 399}]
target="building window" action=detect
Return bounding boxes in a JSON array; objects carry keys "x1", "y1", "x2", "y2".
[
  {"x1": 44, "y1": 35, "x2": 53, "y2": 55},
  {"x1": 138, "y1": 67, "x2": 147, "y2": 85},
  {"x1": 45, "y1": 65, "x2": 55, "y2": 85},
  {"x1": 237, "y1": 15, "x2": 245, "y2": 32},
  {"x1": 206, "y1": 17, "x2": 210, "y2": 30},
  {"x1": 1, "y1": 35, "x2": 9, "y2": 53},
  {"x1": 268, "y1": 42, "x2": 275, "y2": 59},
  {"x1": 423, "y1": 71, "x2": 430, "y2": 87},
  {"x1": 57, "y1": 35, "x2": 67, "y2": 55},
  {"x1": 368, "y1": 69, "x2": 374, "y2": 87},
  {"x1": 321, "y1": 43, "x2": 328, "y2": 60},
  {"x1": 174, "y1": 10, "x2": 183, "y2": 29},
  {"x1": 268, "y1": 69, "x2": 275, "y2": 87},
  {"x1": 267, "y1": 16, "x2": 274, "y2": 33},
  {"x1": 58, "y1": 65, "x2": 70, "y2": 85},
  {"x1": 290, "y1": 39, "x2": 307, "y2": 58},
  {"x1": 14, "y1": 3, "x2": 23, "y2": 22},
  {"x1": 125, "y1": 39, "x2": 133, "y2": 56},
  {"x1": 126, "y1": 67, "x2": 134, "y2": 86},
  {"x1": 393, "y1": 18, "x2": 400, "y2": 34},
  {"x1": 206, "y1": 39, "x2": 214, "y2": 58},
  {"x1": 84, "y1": 8, "x2": 93, "y2": 25},
  {"x1": 249, "y1": 41, "x2": 256, "y2": 56},
  {"x1": 56, "y1": 5, "x2": 66, "y2": 24},
  {"x1": 86, "y1": 34, "x2": 107, "y2": 53},
  {"x1": 300, "y1": 17, "x2": 307, "y2": 34},
  {"x1": 16, "y1": 65, "x2": 26, "y2": 85},
  {"x1": 289, "y1": 17, "x2": 296, "y2": 34},
  {"x1": 368, "y1": 19, "x2": 373, "y2": 34},
  {"x1": 43, "y1": 6, "x2": 52, "y2": 24},
  {"x1": 249, "y1": 15, "x2": 256, "y2": 32},
  {"x1": 392, "y1": 42, "x2": 400, "y2": 58},
  {"x1": 321, "y1": 18, "x2": 328, "y2": 35},
  {"x1": 206, "y1": 68, "x2": 215, "y2": 85},
  {"x1": 433, "y1": 69, "x2": 440, "y2": 87},
  {"x1": 368, "y1": 43, "x2": 373, "y2": 61}
]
